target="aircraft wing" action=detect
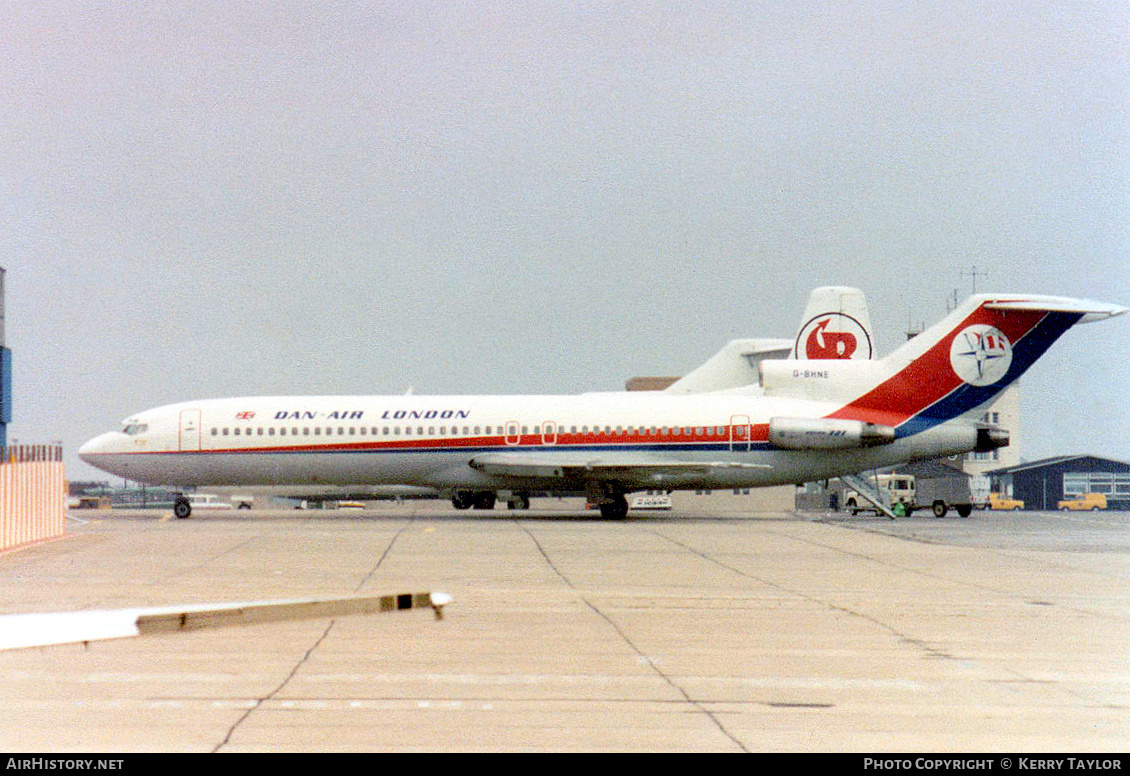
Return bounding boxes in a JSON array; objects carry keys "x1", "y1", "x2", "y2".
[{"x1": 468, "y1": 452, "x2": 771, "y2": 482}]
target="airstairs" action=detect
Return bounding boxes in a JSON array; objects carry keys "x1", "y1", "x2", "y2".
[{"x1": 840, "y1": 473, "x2": 897, "y2": 519}]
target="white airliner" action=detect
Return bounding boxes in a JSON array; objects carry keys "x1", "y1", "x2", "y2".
[{"x1": 79, "y1": 290, "x2": 1124, "y2": 519}]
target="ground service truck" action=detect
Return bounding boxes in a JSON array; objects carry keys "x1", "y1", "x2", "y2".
[{"x1": 844, "y1": 472, "x2": 974, "y2": 518}]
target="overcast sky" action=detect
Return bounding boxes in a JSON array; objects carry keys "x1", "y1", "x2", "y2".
[{"x1": 3, "y1": 1, "x2": 1127, "y2": 482}]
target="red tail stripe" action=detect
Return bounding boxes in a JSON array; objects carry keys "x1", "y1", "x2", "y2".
[{"x1": 830, "y1": 305, "x2": 1047, "y2": 426}]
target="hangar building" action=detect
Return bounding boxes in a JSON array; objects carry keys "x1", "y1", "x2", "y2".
[{"x1": 986, "y1": 455, "x2": 1130, "y2": 511}]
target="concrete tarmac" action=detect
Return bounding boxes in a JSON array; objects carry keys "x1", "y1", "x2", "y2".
[{"x1": 0, "y1": 507, "x2": 1126, "y2": 752}]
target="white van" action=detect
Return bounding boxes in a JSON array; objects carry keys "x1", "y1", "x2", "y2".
[{"x1": 186, "y1": 493, "x2": 234, "y2": 511}]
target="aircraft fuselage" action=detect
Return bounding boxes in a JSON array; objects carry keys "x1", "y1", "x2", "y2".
[{"x1": 79, "y1": 391, "x2": 976, "y2": 492}]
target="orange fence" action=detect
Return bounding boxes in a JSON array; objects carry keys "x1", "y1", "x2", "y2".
[{"x1": 0, "y1": 445, "x2": 66, "y2": 551}]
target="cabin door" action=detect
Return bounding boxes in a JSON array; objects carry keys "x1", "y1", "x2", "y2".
[
  {"x1": 729, "y1": 414, "x2": 751, "y2": 452},
  {"x1": 179, "y1": 409, "x2": 202, "y2": 451}
]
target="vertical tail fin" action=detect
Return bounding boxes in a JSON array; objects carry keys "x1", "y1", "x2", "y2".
[
  {"x1": 792, "y1": 286, "x2": 876, "y2": 360},
  {"x1": 832, "y1": 294, "x2": 1125, "y2": 434},
  {"x1": 763, "y1": 293, "x2": 1125, "y2": 438}
]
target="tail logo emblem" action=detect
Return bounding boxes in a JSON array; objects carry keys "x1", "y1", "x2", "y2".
[
  {"x1": 950, "y1": 325, "x2": 1013, "y2": 386},
  {"x1": 797, "y1": 314, "x2": 873, "y2": 359}
]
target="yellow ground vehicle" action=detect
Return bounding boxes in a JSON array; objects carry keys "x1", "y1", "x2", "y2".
[
  {"x1": 988, "y1": 493, "x2": 1024, "y2": 511},
  {"x1": 1057, "y1": 493, "x2": 1107, "y2": 511}
]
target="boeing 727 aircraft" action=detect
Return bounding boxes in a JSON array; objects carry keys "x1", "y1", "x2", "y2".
[{"x1": 79, "y1": 291, "x2": 1124, "y2": 519}]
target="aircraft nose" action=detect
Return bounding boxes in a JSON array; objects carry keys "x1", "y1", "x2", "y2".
[{"x1": 78, "y1": 432, "x2": 120, "y2": 464}]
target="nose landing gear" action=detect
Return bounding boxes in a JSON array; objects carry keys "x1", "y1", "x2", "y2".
[{"x1": 174, "y1": 496, "x2": 192, "y2": 519}]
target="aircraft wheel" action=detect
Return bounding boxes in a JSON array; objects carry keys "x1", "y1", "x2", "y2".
[
  {"x1": 599, "y1": 495, "x2": 628, "y2": 520},
  {"x1": 451, "y1": 491, "x2": 474, "y2": 510},
  {"x1": 173, "y1": 497, "x2": 192, "y2": 520},
  {"x1": 472, "y1": 491, "x2": 496, "y2": 510}
]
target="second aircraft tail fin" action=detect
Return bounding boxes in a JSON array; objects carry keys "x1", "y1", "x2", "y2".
[{"x1": 791, "y1": 286, "x2": 876, "y2": 361}]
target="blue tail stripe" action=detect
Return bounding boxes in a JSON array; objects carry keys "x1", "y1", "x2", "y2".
[{"x1": 897, "y1": 311, "x2": 1082, "y2": 437}]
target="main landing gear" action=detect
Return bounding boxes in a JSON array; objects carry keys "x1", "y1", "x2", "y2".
[
  {"x1": 451, "y1": 490, "x2": 497, "y2": 510},
  {"x1": 451, "y1": 491, "x2": 533, "y2": 511},
  {"x1": 597, "y1": 494, "x2": 629, "y2": 521},
  {"x1": 586, "y1": 482, "x2": 629, "y2": 520}
]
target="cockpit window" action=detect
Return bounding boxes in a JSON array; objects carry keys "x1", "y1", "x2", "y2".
[{"x1": 122, "y1": 423, "x2": 148, "y2": 436}]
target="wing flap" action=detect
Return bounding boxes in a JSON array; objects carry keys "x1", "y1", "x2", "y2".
[{"x1": 468, "y1": 452, "x2": 770, "y2": 481}]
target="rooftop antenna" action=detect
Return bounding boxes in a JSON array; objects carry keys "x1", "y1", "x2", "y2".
[
  {"x1": 960, "y1": 265, "x2": 988, "y2": 295},
  {"x1": 945, "y1": 288, "x2": 960, "y2": 313}
]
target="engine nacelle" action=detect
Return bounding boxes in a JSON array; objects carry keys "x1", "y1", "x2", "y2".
[
  {"x1": 975, "y1": 426, "x2": 1010, "y2": 452},
  {"x1": 768, "y1": 416, "x2": 896, "y2": 450}
]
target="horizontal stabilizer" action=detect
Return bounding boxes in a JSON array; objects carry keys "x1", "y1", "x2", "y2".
[
  {"x1": 983, "y1": 296, "x2": 1126, "y2": 323},
  {"x1": 664, "y1": 339, "x2": 790, "y2": 394}
]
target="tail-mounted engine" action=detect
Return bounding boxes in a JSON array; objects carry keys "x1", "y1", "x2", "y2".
[
  {"x1": 768, "y1": 416, "x2": 896, "y2": 450},
  {"x1": 975, "y1": 426, "x2": 1010, "y2": 452}
]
